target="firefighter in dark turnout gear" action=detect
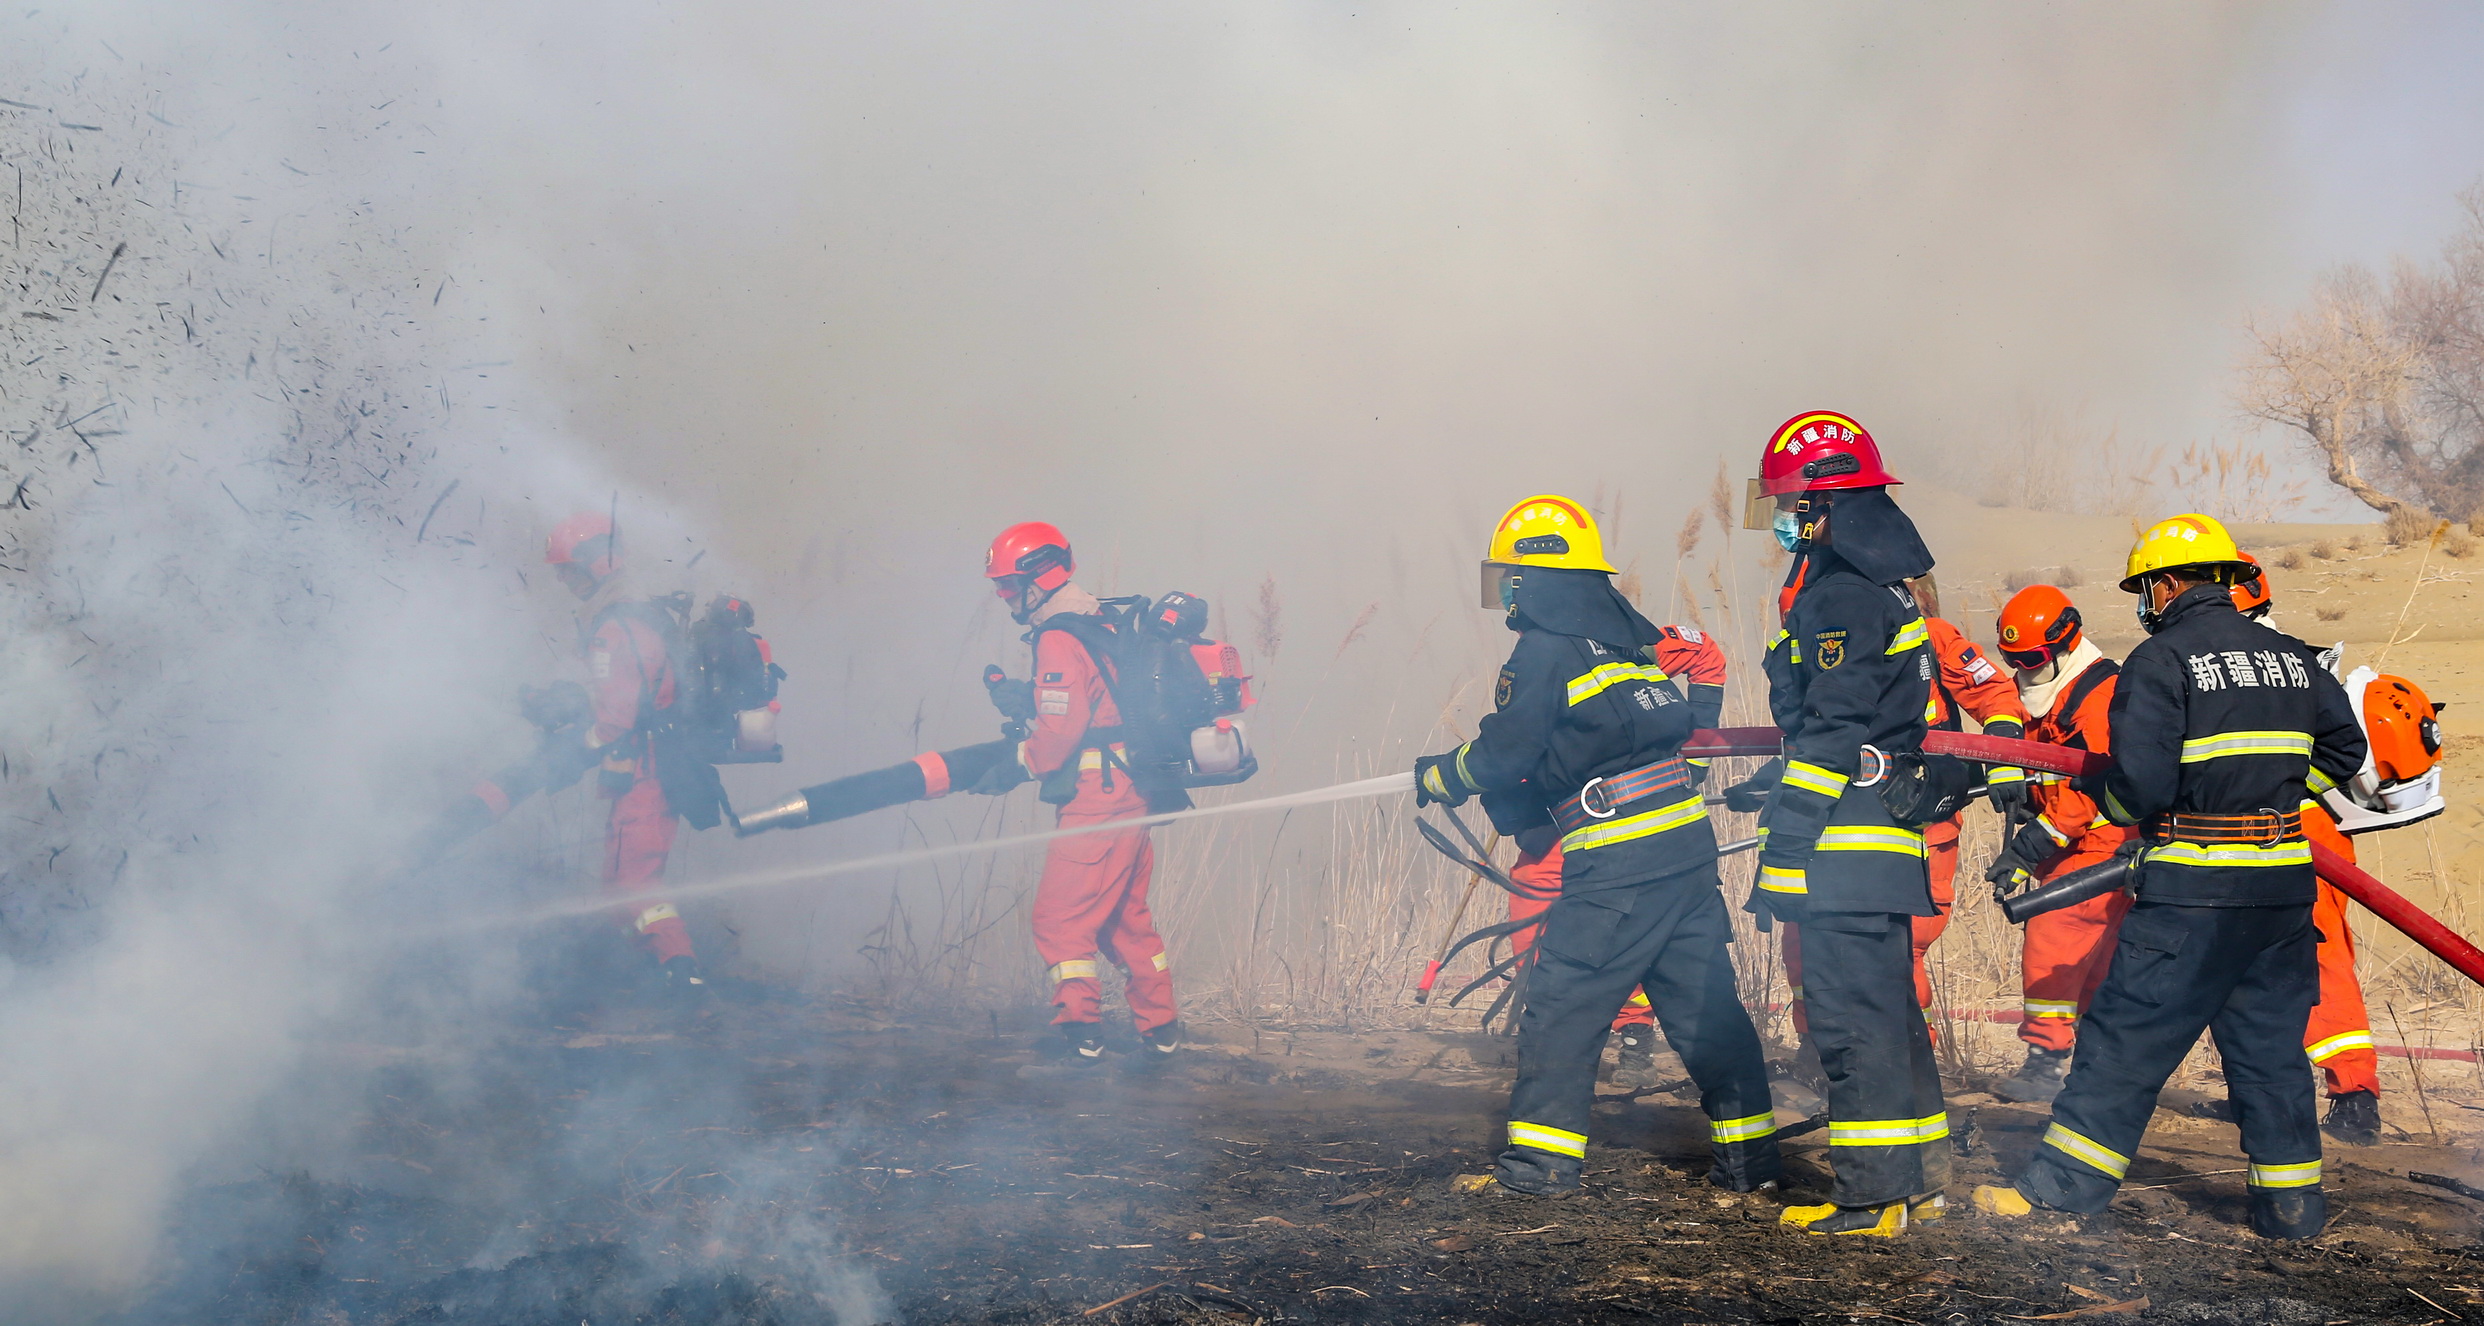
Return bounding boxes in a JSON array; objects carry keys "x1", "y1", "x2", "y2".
[
  {"x1": 1744, "y1": 412, "x2": 1948, "y2": 1238},
  {"x1": 1420, "y1": 495, "x2": 1780, "y2": 1197},
  {"x1": 1975, "y1": 514, "x2": 2365, "y2": 1240}
]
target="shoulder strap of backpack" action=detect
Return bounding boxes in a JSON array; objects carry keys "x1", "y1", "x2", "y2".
[{"x1": 2058, "y1": 658, "x2": 2120, "y2": 752}]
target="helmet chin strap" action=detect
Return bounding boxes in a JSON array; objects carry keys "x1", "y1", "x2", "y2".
[{"x1": 1009, "y1": 580, "x2": 1061, "y2": 625}]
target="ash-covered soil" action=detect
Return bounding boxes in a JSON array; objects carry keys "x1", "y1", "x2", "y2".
[{"x1": 120, "y1": 994, "x2": 2484, "y2": 1325}]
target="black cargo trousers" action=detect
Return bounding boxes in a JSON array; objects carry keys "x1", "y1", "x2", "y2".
[
  {"x1": 2016, "y1": 901, "x2": 2323, "y2": 1233},
  {"x1": 1498, "y1": 863, "x2": 1781, "y2": 1192}
]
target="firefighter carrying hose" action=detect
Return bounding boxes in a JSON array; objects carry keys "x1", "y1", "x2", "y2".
[
  {"x1": 1975, "y1": 514, "x2": 2365, "y2": 1240},
  {"x1": 545, "y1": 511, "x2": 708, "y2": 1000},
  {"x1": 1419, "y1": 495, "x2": 1779, "y2": 1199},
  {"x1": 1771, "y1": 580, "x2": 2028, "y2": 1057},
  {"x1": 984, "y1": 522, "x2": 1182, "y2": 1064},
  {"x1": 1984, "y1": 584, "x2": 2136, "y2": 1103},
  {"x1": 1739, "y1": 411, "x2": 1949, "y2": 1238},
  {"x1": 1500, "y1": 622, "x2": 1728, "y2": 1085}
]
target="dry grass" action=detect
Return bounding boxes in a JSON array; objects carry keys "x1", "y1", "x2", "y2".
[
  {"x1": 2002, "y1": 566, "x2": 2078, "y2": 593},
  {"x1": 2311, "y1": 540, "x2": 2337, "y2": 559},
  {"x1": 2277, "y1": 546, "x2": 2307, "y2": 571},
  {"x1": 2317, "y1": 606, "x2": 2350, "y2": 622},
  {"x1": 2447, "y1": 527, "x2": 2477, "y2": 559}
]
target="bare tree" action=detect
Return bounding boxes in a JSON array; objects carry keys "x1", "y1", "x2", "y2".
[{"x1": 2241, "y1": 187, "x2": 2484, "y2": 522}]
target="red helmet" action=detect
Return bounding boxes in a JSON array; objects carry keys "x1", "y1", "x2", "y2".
[
  {"x1": 546, "y1": 511, "x2": 619, "y2": 579},
  {"x1": 1758, "y1": 410, "x2": 1902, "y2": 498},
  {"x1": 1995, "y1": 584, "x2": 2082, "y2": 672},
  {"x1": 2230, "y1": 551, "x2": 2271, "y2": 618},
  {"x1": 985, "y1": 521, "x2": 1074, "y2": 600}
]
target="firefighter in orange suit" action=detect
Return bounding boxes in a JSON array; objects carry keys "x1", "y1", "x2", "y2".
[
  {"x1": 1984, "y1": 585, "x2": 2136, "y2": 1102},
  {"x1": 986, "y1": 521, "x2": 1181, "y2": 1063},
  {"x1": 1505, "y1": 624, "x2": 1729, "y2": 1078},
  {"x1": 545, "y1": 512, "x2": 704, "y2": 997},
  {"x1": 2234, "y1": 556, "x2": 2390, "y2": 1146},
  {"x1": 1777, "y1": 593, "x2": 2028, "y2": 1038}
]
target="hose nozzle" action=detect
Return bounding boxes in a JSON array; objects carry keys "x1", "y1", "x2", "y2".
[{"x1": 733, "y1": 792, "x2": 813, "y2": 837}]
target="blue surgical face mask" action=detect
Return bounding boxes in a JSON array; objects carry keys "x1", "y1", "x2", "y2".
[{"x1": 1772, "y1": 509, "x2": 1803, "y2": 553}]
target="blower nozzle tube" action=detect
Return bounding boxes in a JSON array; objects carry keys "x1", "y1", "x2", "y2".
[
  {"x1": 734, "y1": 737, "x2": 1022, "y2": 837},
  {"x1": 1999, "y1": 854, "x2": 2135, "y2": 925}
]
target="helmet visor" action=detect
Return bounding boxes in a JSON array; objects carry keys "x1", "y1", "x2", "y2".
[{"x1": 1480, "y1": 562, "x2": 1521, "y2": 611}]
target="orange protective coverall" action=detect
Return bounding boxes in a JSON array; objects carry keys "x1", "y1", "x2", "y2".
[
  {"x1": 1505, "y1": 627, "x2": 1728, "y2": 1032},
  {"x1": 1024, "y1": 611, "x2": 1178, "y2": 1034},
  {"x1": 589, "y1": 609, "x2": 695, "y2": 964},
  {"x1": 1781, "y1": 616, "x2": 2027, "y2": 1032},
  {"x1": 2302, "y1": 803, "x2": 2380, "y2": 1097},
  {"x1": 2014, "y1": 657, "x2": 2136, "y2": 1052}
]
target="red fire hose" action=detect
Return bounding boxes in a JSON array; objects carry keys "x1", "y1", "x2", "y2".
[{"x1": 1683, "y1": 726, "x2": 2484, "y2": 990}]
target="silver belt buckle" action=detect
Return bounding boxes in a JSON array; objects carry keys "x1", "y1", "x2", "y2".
[
  {"x1": 1579, "y1": 776, "x2": 1618, "y2": 820},
  {"x1": 1852, "y1": 744, "x2": 1889, "y2": 789}
]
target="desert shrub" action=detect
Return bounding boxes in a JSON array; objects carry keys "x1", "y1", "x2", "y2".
[
  {"x1": 2310, "y1": 540, "x2": 2336, "y2": 559},
  {"x1": 2344, "y1": 534, "x2": 2367, "y2": 553},
  {"x1": 2317, "y1": 606, "x2": 2349, "y2": 622},
  {"x1": 2449, "y1": 527, "x2": 2477, "y2": 559},
  {"x1": 2277, "y1": 547, "x2": 2306, "y2": 570},
  {"x1": 2385, "y1": 506, "x2": 2441, "y2": 546}
]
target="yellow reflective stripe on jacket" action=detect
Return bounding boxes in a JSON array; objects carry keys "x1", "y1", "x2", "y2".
[
  {"x1": 2022, "y1": 998, "x2": 2081, "y2": 1022},
  {"x1": 2148, "y1": 840, "x2": 2313, "y2": 869},
  {"x1": 2306, "y1": 766, "x2": 2339, "y2": 795},
  {"x1": 1453, "y1": 742, "x2": 1479, "y2": 793},
  {"x1": 2041, "y1": 1122, "x2": 2130, "y2": 1179},
  {"x1": 1559, "y1": 793, "x2": 1708, "y2": 854},
  {"x1": 2248, "y1": 1159, "x2": 2321, "y2": 1189},
  {"x1": 1047, "y1": 959, "x2": 1099, "y2": 983},
  {"x1": 2178, "y1": 730, "x2": 2313, "y2": 763},
  {"x1": 1567, "y1": 661, "x2": 1671, "y2": 706},
  {"x1": 1827, "y1": 1113, "x2": 1949, "y2": 1147},
  {"x1": 2307, "y1": 1030, "x2": 2373, "y2": 1062},
  {"x1": 2101, "y1": 784, "x2": 2139, "y2": 825},
  {"x1": 1815, "y1": 824, "x2": 1929, "y2": 858},
  {"x1": 1709, "y1": 1111, "x2": 1777, "y2": 1144},
  {"x1": 633, "y1": 904, "x2": 680, "y2": 933},
  {"x1": 1771, "y1": 628, "x2": 1800, "y2": 664},
  {"x1": 1781, "y1": 760, "x2": 1849, "y2": 799},
  {"x1": 1885, "y1": 618, "x2": 1929, "y2": 654},
  {"x1": 1508, "y1": 1120, "x2": 1588, "y2": 1158},
  {"x1": 1756, "y1": 864, "x2": 1808, "y2": 895}
]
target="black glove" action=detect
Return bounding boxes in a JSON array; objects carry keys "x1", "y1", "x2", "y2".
[
  {"x1": 1983, "y1": 817, "x2": 2066, "y2": 894},
  {"x1": 1983, "y1": 766, "x2": 2031, "y2": 817},
  {"x1": 1414, "y1": 753, "x2": 1472, "y2": 809},
  {"x1": 968, "y1": 755, "x2": 1030, "y2": 797},
  {"x1": 984, "y1": 665, "x2": 1036, "y2": 724},
  {"x1": 1719, "y1": 757, "x2": 1782, "y2": 815}
]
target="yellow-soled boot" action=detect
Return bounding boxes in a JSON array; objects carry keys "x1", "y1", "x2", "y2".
[
  {"x1": 1780, "y1": 1200, "x2": 1909, "y2": 1237},
  {"x1": 1971, "y1": 1185, "x2": 2034, "y2": 1218},
  {"x1": 1909, "y1": 1192, "x2": 1948, "y2": 1224}
]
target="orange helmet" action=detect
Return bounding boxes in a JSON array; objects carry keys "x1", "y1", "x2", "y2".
[
  {"x1": 985, "y1": 521, "x2": 1074, "y2": 600},
  {"x1": 2363, "y1": 674, "x2": 2444, "y2": 786},
  {"x1": 545, "y1": 511, "x2": 619, "y2": 579},
  {"x1": 2230, "y1": 551, "x2": 2271, "y2": 618},
  {"x1": 1995, "y1": 584, "x2": 2083, "y2": 671}
]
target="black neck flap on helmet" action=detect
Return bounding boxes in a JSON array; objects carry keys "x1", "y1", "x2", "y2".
[
  {"x1": 1810, "y1": 487, "x2": 1934, "y2": 587},
  {"x1": 1509, "y1": 565, "x2": 1662, "y2": 648}
]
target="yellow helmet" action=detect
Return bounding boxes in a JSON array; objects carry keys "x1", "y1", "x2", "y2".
[
  {"x1": 2120, "y1": 513, "x2": 2252, "y2": 592},
  {"x1": 1481, "y1": 494, "x2": 1615, "y2": 609}
]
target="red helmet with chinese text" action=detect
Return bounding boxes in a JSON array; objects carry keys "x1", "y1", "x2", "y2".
[
  {"x1": 985, "y1": 521, "x2": 1074, "y2": 600},
  {"x1": 1745, "y1": 410, "x2": 1902, "y2": 531},
  {"x1": 545, "y1": 511, "x2": 619, "y2": 579},
  {"x1": 1995, "y1": 584, "x2": 2083, "y2": 672},
  {"x1": 2230, "y1": 551, "x2": 2271, "y2": 618}
]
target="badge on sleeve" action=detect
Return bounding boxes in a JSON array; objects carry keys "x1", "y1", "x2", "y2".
[
  {"x1": 1495, "y1": 666, "x2": 1516, "y2": 709},
  {"x1": 1814, "y1": 630, "x2": 1848, "y2": 670}
]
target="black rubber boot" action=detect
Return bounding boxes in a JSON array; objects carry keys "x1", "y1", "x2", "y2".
[
  {"x1": 1059, "y1": 1022, "x2": 1107, "y2": 1063},
  {"x1": 2321, "y1": 1090, "x2": 2381, "y2": 1147},
  {"x1": 658, "y1": 955, "x2": 712, "y2": 1012},
  {"x1": 1141, "y1": 1019, "x2": 1183, "y2": 1056},
  {"x1": 1610, "y1": 1026, "x2": 1660, "y2": 1085},
  {"x1": 1492, "y1": 1148, "x2": 1583, "y2": 1196},
  {"x1": 1995, "y1": 1047, "x2": 2071, "y2": 1103},
  {"x1": 2250, "y1": 1186, "x2": 2328, "y2": 1240}
]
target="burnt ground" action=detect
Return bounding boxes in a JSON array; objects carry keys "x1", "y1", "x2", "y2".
[{"x1": 118, "y1": 991, "x2": 2484, "y2": 1326}]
